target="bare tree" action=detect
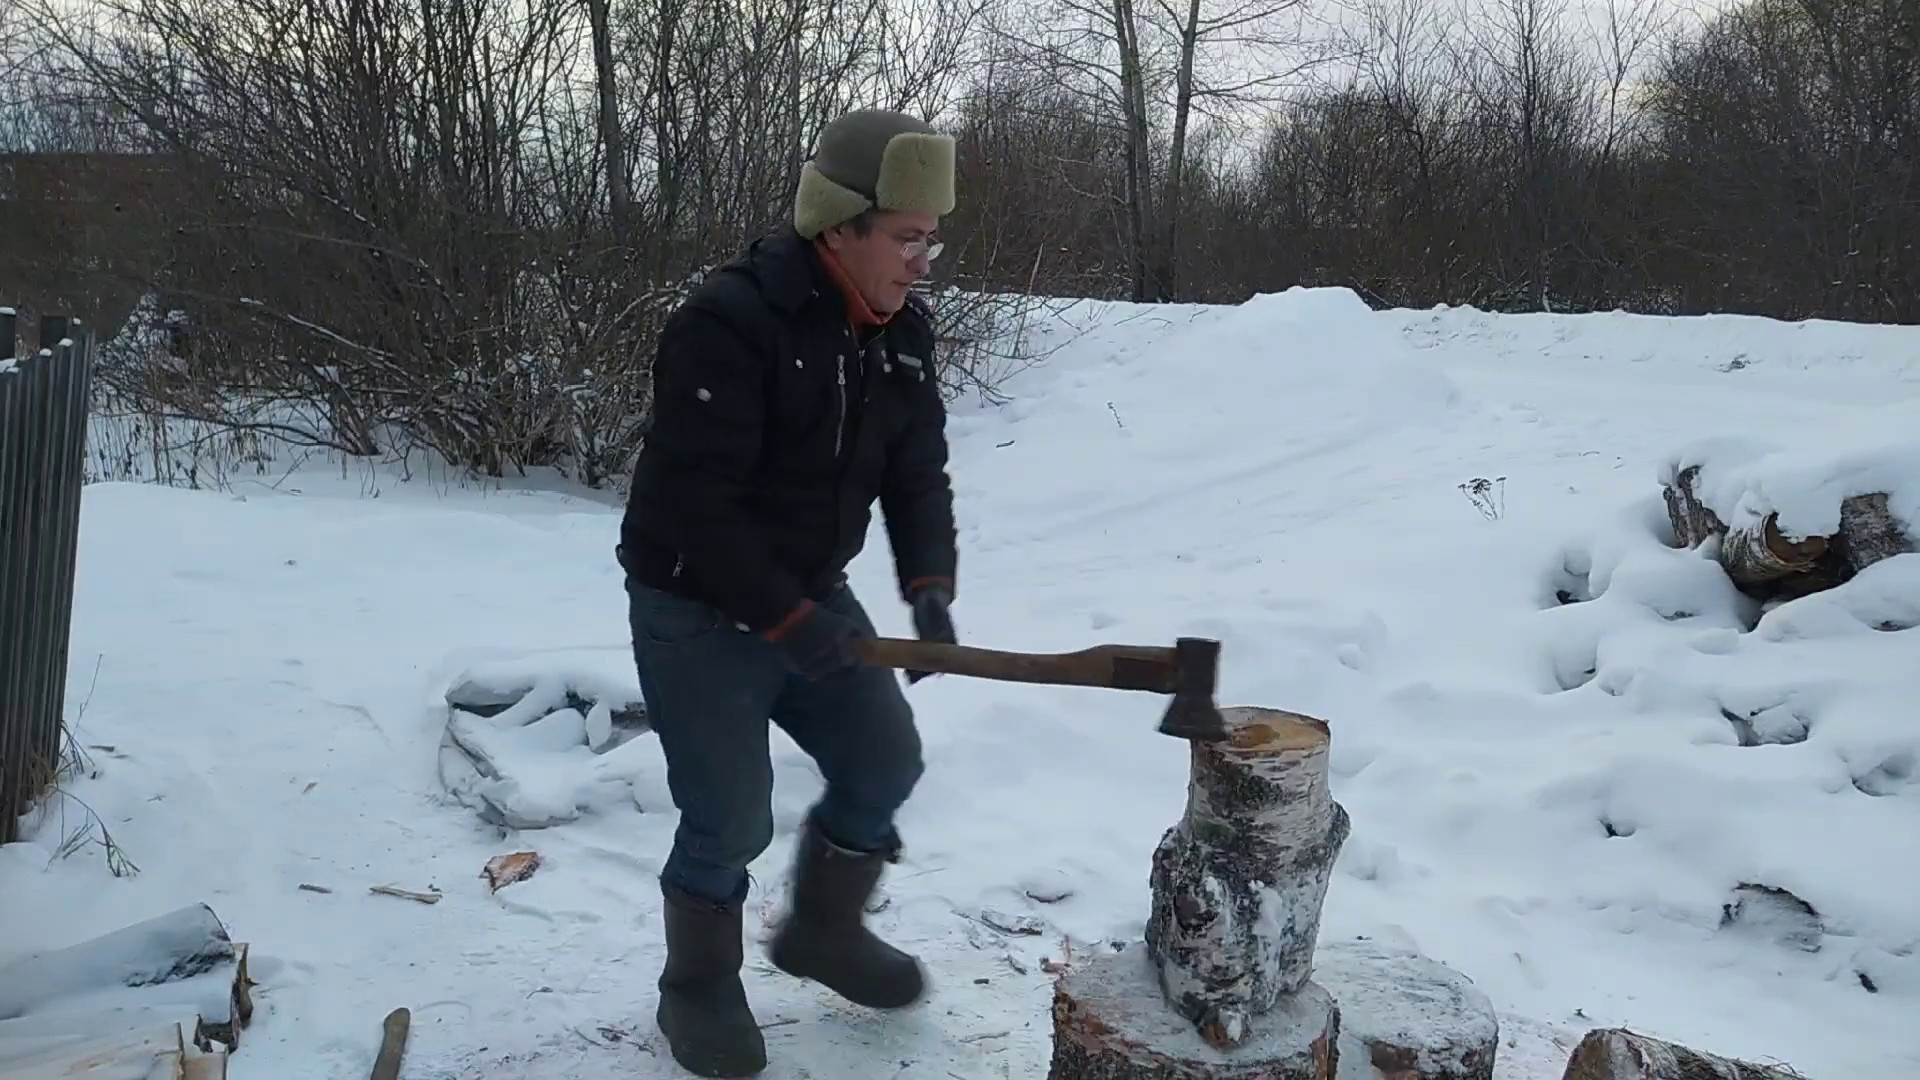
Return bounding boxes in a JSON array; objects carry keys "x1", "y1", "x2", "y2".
[{"x1": 7, "y1": 0, "x2": 1916, "y2": 493}]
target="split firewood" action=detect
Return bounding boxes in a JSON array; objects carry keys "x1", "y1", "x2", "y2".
[
  {"x1": 1048, "y1": 943, "x2": 1339, "y2": 1080},
  {"x1": 1562, "y1": 1028, "x2": 1811, "y2": 1080},
  {"x1": 183, "y1": 1050, "x2": 230, "y2": 1079},
  {"x1": 0, "y1": 1019, "x2": 185, "y2": 1079},
  {"x1": 482, "y1": 851, "x2": 542, "y2": 893},
  {"x1": 1144, "y1": 707, "x2": 1350, "y2": 1049},
  {"x1": 369, "y1": 884, "x2": 442, "y2": 905},
  {"x1": 0, "y1": 1005, "x2": 202, "y2": 1060},
  {"x1": 369, "y1": 1007, "x2": 411, "y2": 1080}
]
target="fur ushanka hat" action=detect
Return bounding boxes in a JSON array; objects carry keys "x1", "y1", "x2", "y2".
[{"x1": 794, "y1": 109, "x2": 956, "y2": 239}]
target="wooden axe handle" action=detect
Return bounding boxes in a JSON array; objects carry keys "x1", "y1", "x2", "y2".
[
  {"x1": 369, "y1": 1007, "x2": 410, "y2": 1080},
  {"x1": 853, "y1": 637, "x2": 1180, "y2": 693}
]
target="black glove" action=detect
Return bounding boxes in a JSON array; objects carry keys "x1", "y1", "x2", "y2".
[
  {"x1": 906, "y1": 583, "x2": 956, "y2": 684},
  {"x1": 770, "y1": 601, "x2": 863, "y2": 681}
]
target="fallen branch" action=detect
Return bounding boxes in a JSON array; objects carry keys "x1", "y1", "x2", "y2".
[{"x1": 369, "y1": 885, "x2": 442, "y2": 905}]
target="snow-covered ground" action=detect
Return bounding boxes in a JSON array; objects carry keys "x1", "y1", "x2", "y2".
[{"x1": 5, "y1": 289, "x2": 1919, "y2": 1079}]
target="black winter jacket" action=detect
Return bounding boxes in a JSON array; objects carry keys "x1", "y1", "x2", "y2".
[{"x1": 619, "y1": 228, "x2": 959, "y2": 632}]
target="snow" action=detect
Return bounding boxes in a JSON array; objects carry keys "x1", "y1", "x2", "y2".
[
  {"x1": 0, "y1": 903, "x2": 234, "y2": 1020},
  {"x1": 1664, "y1": 423, "x2": 1920, "y2": 542},
  {"x1": 1314, "y1": 936, "x2": 1499, "y2": 1078},
  {"x1": 3, "y1": 287, "x2": 1919, "y2": 1078}
]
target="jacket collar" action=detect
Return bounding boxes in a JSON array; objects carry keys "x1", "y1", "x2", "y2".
[
  {"x1": 745, "y1": 227, "x2": 831, "y2": 316},
  {"x1": 741, "y1": 227, "x2": 914, "y2": 347}
]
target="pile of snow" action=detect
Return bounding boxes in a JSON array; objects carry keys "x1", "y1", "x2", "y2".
[{"x1": 2, "y1": 286, "x2": 1916, "y2": 1079}]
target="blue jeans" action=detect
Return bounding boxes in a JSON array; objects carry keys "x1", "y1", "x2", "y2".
[{"x1": 625, "y1": 578, "x2": 925, "y2": 904}]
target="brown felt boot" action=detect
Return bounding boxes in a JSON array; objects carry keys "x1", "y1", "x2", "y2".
[
  {"x1": 656, "y1": 882, "x2": 768, "y2": 1077},
  {"x1": 767, "y1": 818, "x2": 926, "y2": 1009}
]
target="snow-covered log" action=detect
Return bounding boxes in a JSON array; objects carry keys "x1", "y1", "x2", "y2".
[
  {"x1": 1048, "y1": 942, "x2": 1339, "y2": 1080},
  {"x1": 1562, "y1": 1028, "x2": 1811, "y2": 1080},
  {"x1": 1145, "y1": 707, "x2": 1350, "y2": 1049},
  {"x1": 1832, "y1": 492, "x2": 1912, "y2": 574},
  {"x1": 1314, "y1": 938, "x2": 1498, "y2": 1079},
  {"x1": 0, "y1": 904, "x2": 253, "y2": 1049},
  {"x1": 1662, "y1": 462, "x2": 1914, "y2": 602},
  {"x1": 1664, "y1": 465, "x2": 1829, "y2": 589}
]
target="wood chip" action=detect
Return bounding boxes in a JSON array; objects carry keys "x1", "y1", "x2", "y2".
[
  {"x1": 369, "y1": 885, "x2": 442, "y2": 905},
  {"x1": 978, "y1": 908, "x2": 1045, "y2": 936},
  {"x1": 481, "y1": 852, "x2": 542, "y2": 893}
]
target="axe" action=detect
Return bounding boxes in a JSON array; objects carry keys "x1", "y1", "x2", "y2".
[{"x1": 851, "y1": 636, "x2": 1227, "y2": 742}]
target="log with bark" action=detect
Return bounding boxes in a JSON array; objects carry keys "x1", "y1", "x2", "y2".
[
  {"x1": 1047, "y1": 707, "x2": 1353, "y2": 1079},
  {"x1": 1562, "y1": 1028, "x2": 1812, "y2": 1080},
  {"x1": 1048, "y1": 942, "x2": 1340, "y2": 1080},
  {"x1": 0, "y1": 903, "x2": 254, "y2": 1050},
  {"x1": 1314, "y1": 937, "x2": 1499, "y2": 1080},
  {"x1": 1145, "y1": 707, "x2": 1351, "y2": 1049},
  {"x1": 1662, "y1": 463, "x2": 1913, "y2": 602}
]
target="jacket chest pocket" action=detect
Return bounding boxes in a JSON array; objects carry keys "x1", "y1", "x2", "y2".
[{"x1": 770, "y1": 334, "x2": 855, "y2": 468}]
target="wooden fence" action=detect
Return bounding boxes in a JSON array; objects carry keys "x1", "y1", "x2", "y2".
[{"x1": 0, "y1": 309, "x2": 96, "y2": 844}]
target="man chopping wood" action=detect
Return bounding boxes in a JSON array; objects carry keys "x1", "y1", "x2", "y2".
[{"x1": 615, "y1": 108, "x2": 961, "y2": 1078}]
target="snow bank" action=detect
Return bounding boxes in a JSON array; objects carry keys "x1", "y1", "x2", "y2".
[
  {"x1": 1391, "y1": 303, "x2": 1920, "y2": 386},
  {"x1": 950, "y1": 286, "x2": 1461, "y2": 537}
]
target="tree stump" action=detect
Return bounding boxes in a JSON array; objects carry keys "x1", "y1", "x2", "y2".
[
  {"x1": 1562, "y1": 1028, "x2": 1812, "y2": 1080},
  {"x1": 1049, "y1": 942, "x2": 1339, "y2": 1080},
  {"x1": 1314, "y1": 937, "x2": 1499, "y2": 1080},
  {"x1": 1145, "y1": 707, "x2": 1350, "y2": 1048}
]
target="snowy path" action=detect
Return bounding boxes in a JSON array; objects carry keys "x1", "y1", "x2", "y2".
[{"x1": 4, "y1": 292, "x2": 1917, "y2": 1079}]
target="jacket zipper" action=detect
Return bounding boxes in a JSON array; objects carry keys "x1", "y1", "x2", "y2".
[{"x1": 834, "y1": 351, "x2": 847, "y2": 460}]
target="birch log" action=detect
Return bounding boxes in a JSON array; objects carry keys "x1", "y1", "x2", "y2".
[
  {"x1": 1048, "y1": 943, "x2": 1339, "y2": 1080},
  {"x1": 1145, "y1": 707, "x2": 1351, "y2": 1049},
  {"x1": 1562, "y1": 1028, "x2": 1811, "y2": 1080},
  {"x1": 1661, "y1": 464, "x2": 1913, "y2": 602},
  {"x1": 1663, "y1": 465, "x2": 1829, "y2": 588}
]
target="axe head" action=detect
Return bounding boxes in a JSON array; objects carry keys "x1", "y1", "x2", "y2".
[{"x1": 1157, "y1": 637, "x2": 1227, "y2": 742}]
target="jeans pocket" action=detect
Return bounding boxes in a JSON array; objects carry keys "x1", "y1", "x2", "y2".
[{"x1": 631, "y1": 587, "x2": 726, "y2": 646}]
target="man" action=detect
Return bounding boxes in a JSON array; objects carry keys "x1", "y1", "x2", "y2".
[{"x1": 616, "y1": 108, "x2": 962, "y2": 1078}]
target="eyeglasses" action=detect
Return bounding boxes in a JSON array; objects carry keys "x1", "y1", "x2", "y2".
[{"x1": 898, "y1": 237, "x2": 944, "y2": 262}]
